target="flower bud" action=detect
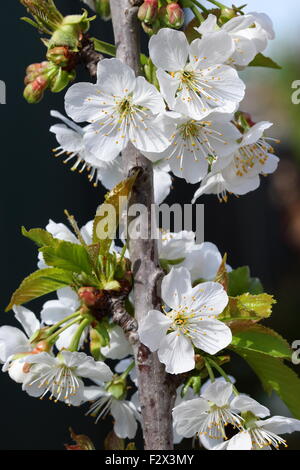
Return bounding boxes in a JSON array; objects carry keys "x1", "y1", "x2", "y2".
[
  {"x1": 141, "y1": 19, "x2": 160, "y2": 36},
  {"x1": 138, "y1": 0, "x2": 158, "y2": 25},
  {"x1": 159, "y1": 3, "x2": 184, "y2": 29},
  {"x1": 95, "y1": 0, "x2": 111, "y2": 21},
  {"x1": 219, "y1": 7, "x2": 237, "y2": 25},
  {"x1": 49, "y1": 67, "x2": 76, "y2": 93},
  {"x1": 23, "y1": 75, "x2": 49, "y2": 103},
  {"x1": 46, "y1": 46, "x2": 77, "y2": 68}
]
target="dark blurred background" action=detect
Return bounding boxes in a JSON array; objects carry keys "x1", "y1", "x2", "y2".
[{"x1": 1, "y1": 0, "x2": 300, "y2": 450}]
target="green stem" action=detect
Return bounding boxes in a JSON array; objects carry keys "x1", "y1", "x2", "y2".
[
  {"x1": 204, "y1": 359, "x2": 215, "y2": 382},
  {"x1": 47, "y1": 316, "x2": 81, "y2": 345},
  {"x1": 189, "y1": 4, "x2": 205, "y2": 24},
  {"x1": 92, "y1": 38, "x2": 116, "y2": 57},
  {"x1": 207, "y1": 358, "x2": 239, "y2": 395},
  {"x1": 120, "y1": 360, "x2": 135, "y2": 380},
  {"x1": 69, "y1": 317, "x2": 93, "y2": 352},
  {"x1": 190, "y1": 0, "x2": 209, "y2": 13},
  {"x1": 206, "y1": 0, "x2": 226, "y2": 9},
  {"x1": 46, "y1": 311, "x2": 82, "y2": 337}
]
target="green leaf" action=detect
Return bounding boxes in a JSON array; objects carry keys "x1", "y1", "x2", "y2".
[
  {"x1": 6, "y1": 268, "x2": 74, "y2": 311},
  {"x1": 219, "y1": 292, "x2": 275, "y2": 323},
  {"x1": 40, "y1": 240, "x2": 93, "y2": 275},
  {"x1": 22, "y1": 226, "x2": 55, "y2": 248},
  {"x1": 91, "y1": 38, "x2": 116, "y2": 57},
  {"x1": 249, "y1": 53, "x2": 281, "y2": 69},
  {"x1": 231, "y1": 324, "x2": 291, "y2": 359},
  {"x1": 235, "y1": 349, "x2": 300, "y2": 419},
  {"x1": 228, "y1": 266, "x2": 263, "y2": 296},
  {"x1": 93, "y1": 172, "x2": 138, "y2": 255}
]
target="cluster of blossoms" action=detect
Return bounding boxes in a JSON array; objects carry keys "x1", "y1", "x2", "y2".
[
  {"x1": 6, "y1": 1, "x2": 300, "y2": 451},
  {"x1": 52, "y1": 11, "x2": 279, "y2": 204}
]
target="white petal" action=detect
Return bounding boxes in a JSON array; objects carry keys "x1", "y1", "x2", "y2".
[
  {"x1": 241, "y1": 121, "x2": 273, "y2": 146},
  {"x1": 0, "y1": 326, "x2": 29, "y2": 362},
  {"x1": 173, "y1": 398, "x2": 210, "y2": 437},
  {"x1": 188, "y1": 281, "x2": 228, "y2": 315},
  {"x1": 257, "y1": 416, "x2": 300, "y2": 435},
  {"x1": 156, "y1": 69, "x2": 181, "y2": 110},
  {"x1": 80, "y1": 221, "x2": 93, "y2": 245},
  {"x1": 184, "y1": 242, "x2": 222, "y2": 282},
  {"x1": 158, "y1": 331, "x2": 195, "y2": 374},
  {"x1": 190, "y1": 318, "x2": 232, "y2": 355},
  {"x1": 76, "y1": 356, "x2": 113, "y2": 382},
  {"x1": 50, "y1": 124, "x2": 83, "y2": 153},
  {"x1": 161, "y1": 267, "x2": 192, "y2": 309},
  {"x1": 149, "y1": 28, "x2": 189, "y2": 72},
  {"x1": 190, "y1": 31, "x2": 234, "y2": 68},
  {"x1": 202, "y1": 381, "x2": 233, "y2": 407},
  {"x1": 170, "y1": 147, "x2": 208, "y2": 184},
  {"x1": 13, "y1": 305, "x2": 40, "y2": 338},
  {"x1": 133, "y1": 76, "x2": 165, "y2": 114},
  {"x1": 101, "y1": 325, "x2": 132, "y2": 360},
  {"x1": 65, "y1": 82, "x2": 104, "y2": 123},
  {"x1": 45, "y1": 220, "x2": 78, "y2": 243},
  {"x1": 153, "y1": 168, "x2": 172, "y2": 204},
  {"x1": 111, "y1": 400, "x2": 138, "y2": 439},
  {"x1": 226, "y1": 431, "x2": 252, "y2": 450},
  {"x1": 84, "y1": 123, "x2": 126, "y2": 162},
  {"x1": 97, "y1": 58, "x2": 136, "y2": 96},
  {"x1": 41, "y1": 300, "x2": 73, "y2": 325},
  {"x1": 262, "y1": 154, "x2": 279, "y2": 175},
  {"x1": 82, "y1": 385, "x2": 104, "y2": 402},
  {"x1": 230, "y1": 394, "x2": 270, "y2": 418},
  {"x1": 196, "y1": 14, "x2": 218, "y2": 35},
  {"x1": 57, "y1": 286, "x2": 80, "y2": 310},
  {"x1": 138, "y1": 310, "x2": 172, "y2": 352}
]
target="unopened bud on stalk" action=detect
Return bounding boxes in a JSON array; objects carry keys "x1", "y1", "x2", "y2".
[
  {"x1": 95, "y1": 0, "x2": 111, "y2": 21},
  {"x1": 159, "y1": 3, "x2": 184, "y2": 29},
  {"x1": 138, "y1": 0, "x2": 158, "y2": 25},
  {"x1": 23, "y1": 75, "x2": 49, "y2": 103},
  {"x1": 141, "y1": 19, "x2": 160, "y2": 35},
  {"x1": 46, "y1": 46, "x2": 77, "y2": 68},
  {"x1": 219, "y1": 7, "x2": 237, "y2": 25}
]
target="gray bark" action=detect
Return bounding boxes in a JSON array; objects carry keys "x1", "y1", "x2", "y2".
[{"x1": 110, "y1": 0, "x2": 176, "y2": 450}]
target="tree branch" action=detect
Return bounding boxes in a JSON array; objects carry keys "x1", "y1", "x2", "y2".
[
  {"x1": 110, "y1": 0, "x2": 176, "y2": 450},
  {"x1": 79, "y1": 37, "x2": 103, "y2": 79}
]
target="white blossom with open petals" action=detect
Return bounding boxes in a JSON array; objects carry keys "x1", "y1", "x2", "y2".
[
  {"x1": 149, "y1": 28, "x2": 245, "y2": 120},
  {"x1": 196, "y1": 14, "x2": 271, "y2": 68},
  {"x1": 138, "y1": 267, "x2": 230, "y2": 374},
  {"x1": 0, "y1": 306, "x2": 41, "y2": 383},
  {"x1": 192, "y1": 121, "x2": 279, "y2": 202},
  {"x1": 65, "y1": 58, "x2": 173, "y2": 162},
  {"x1": 22, "y1": 351, "x2": 113, "y2": 406},
  {"x1": 145, "y1": 112, "x2": 241, "y2": 184},
  {"x1": 212, "y1": 397, "x2": 300, "y2": 450},
  {"x1": 173, "y1": 381, "x2": 243, "y2": 442}
]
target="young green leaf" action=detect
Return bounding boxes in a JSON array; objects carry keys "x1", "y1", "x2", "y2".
[
  {"x1": 235, "y1": 349, "x2": 300, "y2": 419},
  {"x1": 231, "y1": 324, "x2": 291, "y2": 359},
  {"x1": 22, "y1": 226, "x2": 55, "y2": 248},
  {"x1": 228, "y1": 266, "x2": 263, "y2": 296},
  {"x1": 249, "y1": 53, "x2": 281, "y2": 69},
  {"x1": 40, "y1": 240, "x2": 93, "y2": 275},
  {"x1": 6, "y1": 268, "x2": 74, "y2": 311},
  {"x1": 219, "y1": 292, "x2": 275, "y2": 323}
]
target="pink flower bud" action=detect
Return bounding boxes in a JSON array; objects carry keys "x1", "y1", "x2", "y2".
[
  {"x1": 138, "y1": 0, "x2": 158, "y2": 24},
  {"x1": 159, "y1": 3, "x2": 184, "y2": 29},
  {"x1": 23, "y1": 75, "x2": 49, "y2": 103}
]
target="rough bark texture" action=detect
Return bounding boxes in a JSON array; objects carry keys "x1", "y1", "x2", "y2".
[
  {"x1": 79, "y1": 37, "x2": 103, "y2": 79},
  {"x1": 110, "y1": 0, "x2": 177, "y2": 450}
]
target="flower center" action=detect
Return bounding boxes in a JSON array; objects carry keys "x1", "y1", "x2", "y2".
[
  {"x1": 116, "y1": 96, "x2": 134, "y2": 121},
  {"x1": 197, "y1": 405, "x2": 243, "y2": 440},
  {"x1": 28, "y1": 364, "x2": 80, "y2": 404}
]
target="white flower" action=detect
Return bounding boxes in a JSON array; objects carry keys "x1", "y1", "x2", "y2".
[
  {"x1": 83, "y1": 379, "x2": 140, "y2": 438},
  {"x1": 149, "y1": 28, "x2": 245, "y2": 120},
  {"x1": 138, "y1": 267, "x2": 231, "y2": 374},
  {"x1": 22, "y1": 351, "x2": 113, "y2": 406},
  {"x1": 158, "y1": 231, "x2": 230, "y2": 283},
  {"x1": 213, "y1": 397, "x2": 300, "y2": 450},
  {"x1": 101, "y1": 325, "x2": 133, "y2": 360},
  {"x1": 192, "y1": 121, "x2": 279, "y2": 202},
  {"x1": 50, "y1": 110, "x2": 125, "y2": 189},
  {"x1": 173, "y1": 384, "x2": 197, "y2": 444},
  {"x1": 173, "y1": 380, "x2": 243, "y2": 441},
  {"x1": 145, "y1": 112, "x2": 241, "y2": 184},
  {"x1": 0, "y1": 306, "x2": 41, "y2": 383},
  {"x1": 196, "y1": 14, "x2": 270, "y2": 68},
  {"x1": 65, "y1": 58, "x2": 173, "y2": 162},
  {"x1": 51, "y1": 110, "x2": 172, "y2": 203}
]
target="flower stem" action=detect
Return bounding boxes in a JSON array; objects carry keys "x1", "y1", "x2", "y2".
[
  {"x1": 204, "y1": 359, "x2": 215, "y2": 382},
  {"x1": 47, "y1": 316, "x2": 82, "y2": 345},
  {"x1": 207, "y1": 358, "x2": 239, "y2": 395},
  {"x1": 92, "y1": 38, "x2": 116, "y2": 57},
  {"x1": 189, "y1": 4, "x2": 205, "y2": 24},
  {"x1": 206, "y1": 0, "x2": 226, "y2": 9},
  {"x1": 69, "y1": 317, "x2": 93, "y2": 352},
  {"x1": 120, "y1": 360, "x2": 135, "y2": 380},
  {"x1": 46, "y1": 311, "x2": 82, "y2": 337},
  {"x1": 190, "y1": 0, "x2": 209, "y2": 13}
]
